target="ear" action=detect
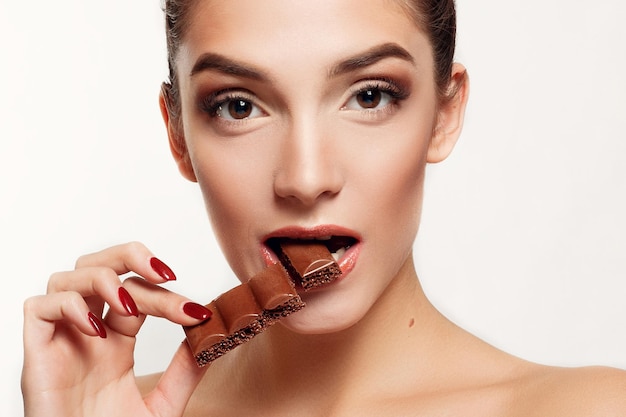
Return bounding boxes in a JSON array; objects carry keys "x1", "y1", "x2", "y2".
[
  {"x1": 159, "y1": 84, "x2": 197, "y2": 182},
  {"x1": 427, "y1": 63, "x2": 470, "y2": 163}
]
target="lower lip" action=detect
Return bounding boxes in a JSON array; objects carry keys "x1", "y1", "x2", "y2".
[
  {"x1": 337, "y1": 243, "x2": 359, "y2": 276},
  {"x1": 260, "y1": 242, "x2": 361, "y2": 283}
]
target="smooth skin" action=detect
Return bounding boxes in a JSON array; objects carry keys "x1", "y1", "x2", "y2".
[
  {"x1": 22, "y1": 1, "x2": 626, "y2": 416},
  {"x1": 22, "y1": 242, "x2": 213, "y2": 417}
]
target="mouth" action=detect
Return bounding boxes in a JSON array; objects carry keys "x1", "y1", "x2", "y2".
[
  {"x1": 265, "y1": 235, "x2": 357, "y2": 290},
  {"x1": 266, "y1": 235, "x2": 358, "y2": 264},
  {"x1": 262, "y1": 225, "x2": 361, "y2": 289}
]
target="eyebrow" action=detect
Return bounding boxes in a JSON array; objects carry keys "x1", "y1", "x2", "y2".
[
  {"x1": 328, "y1": 43, "x2": 415, "y2": 77},
  {"x1": 190, "y1": 53, "x2": 269, "y2": 81},
  {"x1": 189, "y1": 42, "x2": 414, "y2": 80}
]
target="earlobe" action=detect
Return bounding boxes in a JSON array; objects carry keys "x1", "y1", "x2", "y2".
[
  {"x1": 159, "y1": 84, "x2": 197, "y2": 182},
  {"x1": 427, "y1": 63, "x2": 470, "y2": 163}
]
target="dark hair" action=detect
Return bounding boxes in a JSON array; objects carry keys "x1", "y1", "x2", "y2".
[
  {"x1": 161, "y1": 0, "x2": 459, "y2": 124},
  {"x1": 160, "y1": 0, "x2": 193, "y2": 128},
  {"x1": 396, "y1": 0, "x2": 458, "y2": 101}
]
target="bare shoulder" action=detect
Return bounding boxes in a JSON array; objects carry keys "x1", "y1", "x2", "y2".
[{"x1": 514, "y1": 365, "x2": 626, "y2": 416}]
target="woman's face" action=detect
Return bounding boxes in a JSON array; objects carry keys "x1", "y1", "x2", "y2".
[{"x1": 165, "y1": 0, "x2": 464, "y2": 333}]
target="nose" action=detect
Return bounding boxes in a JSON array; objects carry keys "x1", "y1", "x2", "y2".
[{"x1": 273, "y1": 118, "x2": 344, "y2": 206}]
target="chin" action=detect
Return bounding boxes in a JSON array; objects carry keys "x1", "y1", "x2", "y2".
[{"x1": 278, "y1": 294, "x2": 367, "y2": 335}]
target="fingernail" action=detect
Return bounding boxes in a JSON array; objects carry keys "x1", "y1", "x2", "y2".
[
  {"x1": 183, "y1": 302, "x2": 212, "y2": 321},
  {"x1": 150, "y1": 257, "x2": 176, "y2": 281},
  {"x1": 118, "y1": 287, "x2": 139, "y2": 317},
  {"x1": 87, "y1": 312, "x2": 107, "y2": 338}
]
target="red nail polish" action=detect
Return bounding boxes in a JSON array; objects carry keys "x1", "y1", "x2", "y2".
[
  {"x1": 118, "y1": 287, "x2": 139, "y2": 317},
  {"x1": 183, "y1": 302, "x2": 212, "y2": 321},
  {"x1": 87, "y1": 312, "x2": 107, "y2": 338},
  {"x1": 150, "y1": 257, "x2": 176, "y2": 281}
]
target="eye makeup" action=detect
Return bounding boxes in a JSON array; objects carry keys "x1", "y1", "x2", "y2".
[
  {"x1": 343, "y1": 77, "x2": 410, "y2": 109},
  {"x1": 199, "y1": 88, "x2": 265, "y2": 120}
]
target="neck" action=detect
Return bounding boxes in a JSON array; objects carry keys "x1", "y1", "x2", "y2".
[{"x1": 226, "y1": 255, "x2": 458, "y2": 406}]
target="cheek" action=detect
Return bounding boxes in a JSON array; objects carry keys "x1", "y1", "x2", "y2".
[
  {"x1": 349, "y1": 124, "x2": 430, "y2": 213},
  {"x1": 344, "y1": 120, "x2": 432, "y2": 256},
  {"x1": 188, "y1": 139, "x2": 276, "y2": 266},
  {"x1": 369, "y1": 148, "x2": 426, "y2": 249},
  {"x1": 197, "y1": 154, "x2": 268, "y2": 216}
]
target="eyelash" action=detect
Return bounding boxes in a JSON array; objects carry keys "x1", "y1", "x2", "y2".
[
  {"x1": 198, "y1": 78, "x2": 410, "y2": 122},
  {"x1": 343, "y1": 78, "x2": 410, "y2": 113},
  {"x1": 199, "y1": 89, "x2": 259, "y2": 119}
]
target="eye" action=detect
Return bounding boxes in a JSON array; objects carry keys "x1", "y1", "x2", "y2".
[
  {"x1": 351, "y1": 88, "x2": 391, "y2": 109},
  {"x1": 216, "y1": 98, "x2": 263, "y2": 120},
  {"x1": 342, "y1": 79, "x2": 409, "y2": 112},
  {"x1": 200, "y1": 90, "x2": 265, "y2": 121}
]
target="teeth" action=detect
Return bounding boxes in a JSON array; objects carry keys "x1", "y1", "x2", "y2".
[{"x1": 331, "y1": 247, "x2": 346, "y2": 261}]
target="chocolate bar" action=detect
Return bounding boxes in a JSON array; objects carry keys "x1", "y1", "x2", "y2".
[
  {"x1": 183, "y1": 243, "x2": 342, "y2": 367},
  {"x1": 275, "y1": 241, "x2": 342, "y2": 291},
  {"x1": 183, "y1": 263, "x2": 303, "y2": 366}
]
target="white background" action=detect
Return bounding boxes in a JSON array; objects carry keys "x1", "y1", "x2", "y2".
[{"x1": 2, "y1": 1, "x2": 625, "y2": 415}]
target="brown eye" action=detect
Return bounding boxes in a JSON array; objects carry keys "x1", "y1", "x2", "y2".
[
  {"x1": 356, "y1": 89, "x2": 382, "y2": 109},
  {"x1": 227, "y1": 99, "x2": 253, "y2": 119},
  {"x1": 201, "y1": 89, "x2": 266, "y2": 122},
  {"x1": 209, "y1": 97, "x2": 264, "y2": 121}
]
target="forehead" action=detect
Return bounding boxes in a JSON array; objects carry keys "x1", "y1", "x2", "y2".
[{"x1": 178, "y1": 0, "x2": 431, "y2": 75}]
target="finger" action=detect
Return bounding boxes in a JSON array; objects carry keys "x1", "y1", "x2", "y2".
[
  {"x1": 47, "y1": 267, "x2": 137, "y2": 318},
  {"x1": 103, "y1": 310, "x2": 147, "y2": 338},
  {"x1": 104, "y1": 277, "x2": 211, "y2": 336},
  {"x1": 144, "y1": 340, "x2": 209, "y2": 417},
  {"x1": 23, "y1": 293, "x2": 107, "y2": 347},
  {"x1": 75, "y1": 241, "x2": 176, "y2": 283}
]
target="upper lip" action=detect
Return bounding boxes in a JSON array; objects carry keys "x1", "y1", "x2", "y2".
[{"x1": 262, "y1": 224, "x2": 361, "y2": 251}]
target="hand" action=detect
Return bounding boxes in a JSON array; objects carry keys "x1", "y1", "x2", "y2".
[{"x1": 21, "y1": 242, "x2": 211, "y2": 417}]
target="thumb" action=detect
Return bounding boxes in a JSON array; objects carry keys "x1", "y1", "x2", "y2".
[{"x1": 144, "y1": 340, "x2": 209, "y2": 416}]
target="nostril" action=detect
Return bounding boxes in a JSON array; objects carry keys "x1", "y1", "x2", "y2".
[
  {"x1": 272, "y1": 136, "x2": 344, "y2": 205},
  {"x1": 274, "y1": 181, "x2": 324, "y2": 201},
  {"x1": 273, "y1": 170, "x2": 342, "y2": 206}
]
